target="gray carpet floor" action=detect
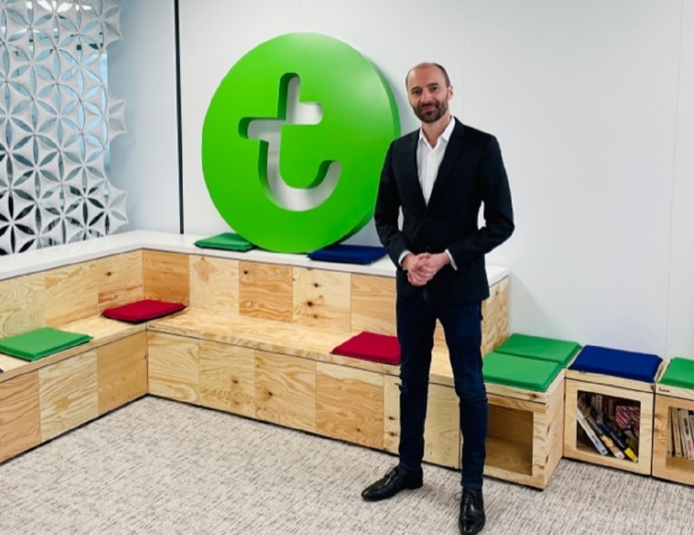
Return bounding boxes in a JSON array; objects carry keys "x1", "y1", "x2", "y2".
[{"x1": 0, "y1": 397, "x2": 693, "y2": 534}]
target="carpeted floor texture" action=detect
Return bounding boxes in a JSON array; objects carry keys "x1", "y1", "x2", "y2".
[{"x1": 0, "y1": 396, "x2": 692, "y2": 534}]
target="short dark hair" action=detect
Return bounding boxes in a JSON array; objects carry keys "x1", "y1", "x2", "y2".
[{"x1": 405, "y1": 62, "x2": 451, "y2": 88}]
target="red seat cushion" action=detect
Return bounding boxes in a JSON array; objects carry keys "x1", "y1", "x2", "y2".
[
  {"x1": 331, "y1": 332, "x2": 400, "y2": 365},
  {"x1": 102, "y1": 299, "x2": 186, "y2": 324}
]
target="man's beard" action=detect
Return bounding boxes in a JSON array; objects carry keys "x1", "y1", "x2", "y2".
[{"x1": 413, "y1": 99, "x2": 448, "y2": 124}]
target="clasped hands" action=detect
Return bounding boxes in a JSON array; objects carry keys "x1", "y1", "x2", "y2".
[{"x1": 402, "y1": 252, "x2": 450, "y2": 287}]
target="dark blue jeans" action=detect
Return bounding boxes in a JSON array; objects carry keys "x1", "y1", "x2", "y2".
[{"x1": 396, "y1": 290, "x2": 487, "y2": 490}]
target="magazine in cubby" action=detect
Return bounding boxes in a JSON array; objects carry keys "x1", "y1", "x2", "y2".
[{"x1": 576, "y1": 391, "x2": 639, "y2": 462}]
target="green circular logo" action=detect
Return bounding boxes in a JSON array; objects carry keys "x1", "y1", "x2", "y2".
[{"x1": 202, "y1": 33, "x2": 400, "y2": 253}]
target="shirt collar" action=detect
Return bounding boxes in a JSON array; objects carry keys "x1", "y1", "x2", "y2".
[{"x1": 418, "y1": 116, "x2": 456, "y2": 149}]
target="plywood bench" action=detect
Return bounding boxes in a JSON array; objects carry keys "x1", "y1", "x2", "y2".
[
  {"x1": 147, "y1": 307, "x2": 561, "y2": 489},
  {"x1": 653, "y1": 357, "x2": 694, "y2": 485},
  {"x1": 141, "y1": 247, "x2": 511, "y2": 473},
  {"x1": 0, "y1": 250, "x2": 150, "y2": 463},
  {"x1": 0, "y1": 232, "x2": 514, "y2": 483},
  {"x1": 563, "y1": 346, "x2": 663, "y2": 476},
  {"x1": 145, "y1": 249, "x2": 567, "y2": 487}
]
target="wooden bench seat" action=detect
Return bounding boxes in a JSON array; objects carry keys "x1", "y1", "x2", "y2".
[
  {"x1": 0, "y1": 236, "x2": 519, "y2": 484},
  {"x1": 148, "y1": 307, "x2": 560, "y2": 488},
  {"x1": 148, "y1": 309, "x2": 453, "y2": 377},
  {"x1": 0, "y1": 318, "x2": 148, "y2": 464},
  {"x1": 653, "y1": 358, "x2": 694, "y2": 485},
  {"x1": 0, "y1": 246, "x2": 150, "y2": 464},
  {"x1": 0, "y1": 317, "x2": 145, "y2": 380}
]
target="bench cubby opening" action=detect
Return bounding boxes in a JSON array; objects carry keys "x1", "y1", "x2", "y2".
[
  {"x1": 564, "y1": 377, "x2": 654, "y2": 475},
  {"x1": 482, "y1": 372, "x2": 564, "y2": 489},
  {"x1": 653, "y1": 385, "x2": 694, "y2": 485}
]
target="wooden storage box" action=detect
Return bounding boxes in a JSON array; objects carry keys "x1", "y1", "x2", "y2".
[
  {"x1": 481, "y1": 351, "x2": 565, "y2": 489},
  {"x1": 653, "y1": 357, "x2": 694, "y2": 485},
  {"x1": 563, "y1": 345, "x2": 663, "y2": 476}
]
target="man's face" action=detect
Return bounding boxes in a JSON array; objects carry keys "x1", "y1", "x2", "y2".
[{"x1": 406, "y1": 66, "x2": 453, "y2": 124}]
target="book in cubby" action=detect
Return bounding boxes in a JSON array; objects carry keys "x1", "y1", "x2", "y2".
[
  {"x1": 667, "y1": 407, "x2": 694, "y2": 461},
  {"x1": 576, "y1": 392, "x2": 639, "y2": 462}
]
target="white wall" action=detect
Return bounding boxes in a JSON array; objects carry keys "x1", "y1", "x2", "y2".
[
  {"x1": 108, "y1": 0, "x2": 179, "y2": 233},
  {"x1": 116, "y1": 0, "x2": 694, "y2": 358},
  {"x1": 462, "y1": 0, "x2": 682, "y2": 355},
  {"x1": 667, "y1": 0, "x2": 694, "y2": 359}
]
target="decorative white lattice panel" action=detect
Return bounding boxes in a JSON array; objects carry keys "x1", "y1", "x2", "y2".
[{"x1": 0, "y1": 0, "x2": 126, "y2": 254}]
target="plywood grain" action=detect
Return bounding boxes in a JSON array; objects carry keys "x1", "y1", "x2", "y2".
[
  {"x1": 488, "y1": 404, "x2": 534, "y2": 446},
  {"x1": 564, "y1": 379, "x2": 654, "y2": 475},
  {"x1": 199, "y1": 339, "x2": 255, "y2": 417},
  {"x1": 97, "y1": 251, "x2": 144, "y2": 311},
  {"x1": 148, "y1": 331, "x2": 199, "y2": 403},
  {"x1": 316, "y1": 362, "x2": 383, "y2": 448},
  {"x1": 189, "y1": 255, "x2": 238, "y2": 317},
  {"x1": 350, "y1": 274, "x2": 396, "y2": 335},
  {"x1": 544, "y1": 379, "x2": 566, "y2": 483},
  {"x1": 255, "y1": 350, "x2": 316, "y2": 432},
  {"x1": 383, "y1": 375, "x2": 400, "y2": 454},
  {"x1": 657, "y1": 382, "x2": 694, "y2": 403},
  {"x1": 62, "y1": 315, "x2": 145, "y2": 344},
  {"x1": 149, "y1": 310, "x2": 395, "y2": 376},
  {"x1": 0, "y1": 317, "x2": 145, "y2": 387},
  {"x1": 485, "y1": 390, "x2": 564, "y2": 489},
  {"x1": 97, "y1": 332, "x2": 148, "y2": 415},
  {"x1": 0, "y1": 371, "x2": 41, "y2": 463},
  {"x1": 0, "y1": 354, "x2": 30, "y2": 375},
  {"x1": 0, "y1": 273, "x2": 45, "y2": 336},
  {"x1": 434, "y1": 321, "x2": 446, "y2": 349},
  {"x1": 382, "y1": 375, "x2": 461, "y2": 468},
  {"x1": 45, "y1": 262, "x2": 99, "y2": 326},
  {"x1": 430, "y1": 347, "x2": 455, "y2": 388},
  {"x1": 424, "y1": 383, "x2": 460, "y2": 468},
  {"x1": 652, "y1": 394, "x2": 694, "y2": 485},
  {"x1": 484, "y1": 395, "x2": 536, "y2": 484},
  {"x1": 239, "y1": 262, "x2": 293, "y2": 323},
  {"x1": 143, "y1": 250, "x2": 190, "y2": 304},
  {"x1": 293, "y1": 268, "x2": 351, "y2": 332},
  {"x1": 565, "y1": 369, "x2": 655, "y2": 393},
  {"x1": 483, "y1": 437, "x2": 534, "y2": 485},
  {"x1": 482, "y1": 277, "x2": 509, "y2": 354},
  {"x1": 39, "y1": 350, "x2": 98, "y2": 442}
]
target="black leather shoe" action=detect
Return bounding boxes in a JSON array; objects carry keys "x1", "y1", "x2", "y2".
[
  {"x1": 361, "y1": 466, "x2": 423, "y2": 501},
  {"x1": 458, "y1": 488, "x2": 485, "y2": 535}
]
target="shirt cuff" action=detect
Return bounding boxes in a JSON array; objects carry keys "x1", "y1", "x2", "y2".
[
  {"x1": 398, "y1": 250, "x2": 412, "y2": 270},
  {"x1": 445, "y1": 249, "x2": 458, "y2": 271}
]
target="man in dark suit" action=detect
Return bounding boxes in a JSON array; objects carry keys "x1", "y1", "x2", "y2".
[{"x1": 361, "y1": 63, "x2": 514, "y2": 535}]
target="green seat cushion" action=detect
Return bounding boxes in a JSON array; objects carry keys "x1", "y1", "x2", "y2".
[
  {"x1": 0, "y1": 327, "x2": 93, "y2": 361},
  {"x1": 194, "y1": 232, "x2": 254, "y2": 252},
  {"x1": 483, "y1": 351, "x2": 563, "y2": 392},
  {"x1": 495, "y1": 333, "x2": 581, "y2": 367},
  {"x1": 659, "y1": 357, "x2": 694, "y2": 390}
]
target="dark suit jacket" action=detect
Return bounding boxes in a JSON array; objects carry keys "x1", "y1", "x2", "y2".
[{"x1": 374, "y1": 119, "x2": 514, "y2": 305}]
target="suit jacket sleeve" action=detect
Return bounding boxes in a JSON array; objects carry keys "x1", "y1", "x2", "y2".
[
  {"x1": 374, "y1": 143, "x2": 408, "y2": 268},
  {"x1": 448, "y1": 135, "x2": 514, "y2": 266}
]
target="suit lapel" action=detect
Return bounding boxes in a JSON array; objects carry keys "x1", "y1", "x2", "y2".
[
  {"x1": 427, "y1": 119, "x2": 465, "y2": 208},
  {"x1": 401, "y1": 131, "x2": 427, "y2": 211}
]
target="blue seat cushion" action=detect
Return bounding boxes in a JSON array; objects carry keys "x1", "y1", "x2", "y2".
[
  {"x1": 569, "y1": 345, "x2": 662, "y2": 383},
  {"x1": 308, "y1": 244, "x2": 386, "y2": 265}
]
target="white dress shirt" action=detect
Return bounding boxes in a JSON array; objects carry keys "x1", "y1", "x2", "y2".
[{"x1": 417, "y1": 116, "x2": 456, "y2": 204}]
